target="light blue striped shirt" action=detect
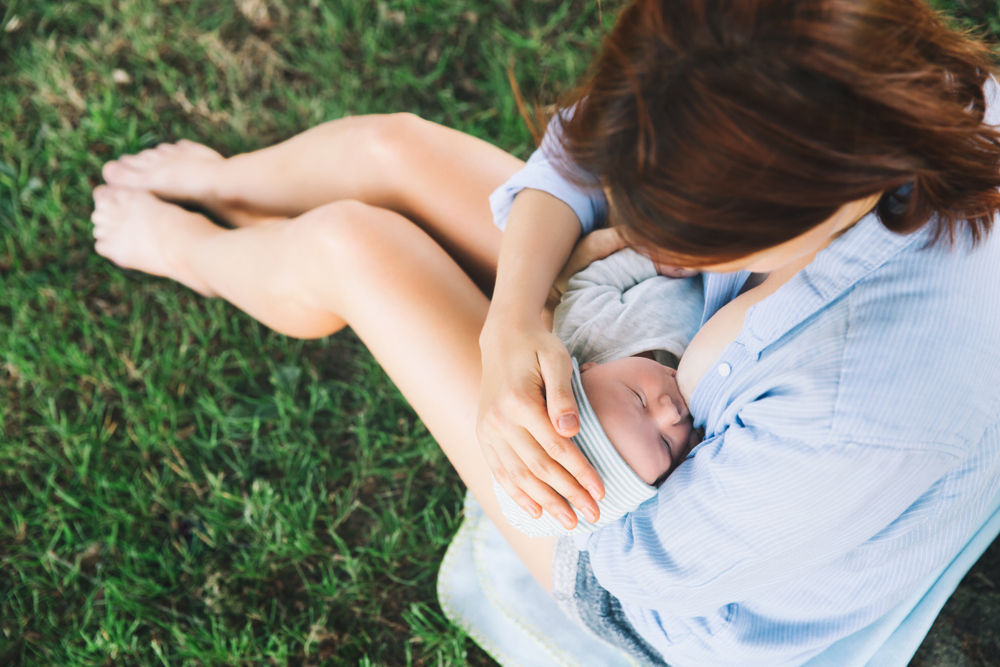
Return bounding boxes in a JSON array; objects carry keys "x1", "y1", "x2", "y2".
[{"x1": 490, "y1": 89, "x2": 1000, "y2": 667}]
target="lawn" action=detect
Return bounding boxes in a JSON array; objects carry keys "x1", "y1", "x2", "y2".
[{"x1": 1, "y1": 0, "x2": 998, "y2": 666}]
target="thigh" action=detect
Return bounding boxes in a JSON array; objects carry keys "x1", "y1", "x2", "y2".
[
  {"x1": 230, "y1": 114, "x2": 523, "y2": 293},
  {"x1": 293, "y1": 201, "x2": 557, "y2": 588},
  {"x1": 369, "y1": 114, "x2": 521, "y2": 293}
]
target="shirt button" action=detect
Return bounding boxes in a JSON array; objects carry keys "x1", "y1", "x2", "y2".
[{"x1": 718, "y1": 363, "x2": 732, "y2": 377}]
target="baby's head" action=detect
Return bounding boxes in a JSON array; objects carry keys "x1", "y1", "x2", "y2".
[{"x1": 578, "y1": 356, "x2": 696, "y2": 486}]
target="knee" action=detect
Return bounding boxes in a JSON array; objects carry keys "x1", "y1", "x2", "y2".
[
  {"x1": 285, "y1": 199, "x2": 373, "y2": 245},
  {"x1": 371, "y1": 112, "x2": 433, "y2": 155},
  {"x1": 284, "y1": 199, "x2": 401, "y2": 267},
  {"x1": 330, "y1": 112, "x2": 433, "y2": 169}
]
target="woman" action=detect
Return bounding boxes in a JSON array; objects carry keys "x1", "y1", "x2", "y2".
[{"x1": 91, "y1": 0, "x2": 1000, "y2": 664}]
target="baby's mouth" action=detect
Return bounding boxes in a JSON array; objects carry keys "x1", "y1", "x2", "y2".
[
  {"x1": 686, "y1": 426, "x2": 704, "y2": 452},
  {"x1": 667, "y1": 385, "x2": 689, "y2": 420}
]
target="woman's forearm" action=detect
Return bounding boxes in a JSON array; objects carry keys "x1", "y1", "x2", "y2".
[
  {"x1": 486, "y1": 188, "x2": 582, "y2": 329},
  {"x1": 477, "y1": 187, "x2": 605, "y2": 528}
]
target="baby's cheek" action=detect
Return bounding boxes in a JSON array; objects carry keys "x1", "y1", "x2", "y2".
[
  {"x1": 613, "y1": 435, "x2": 671, "y2": 486},
  {"x1": 680, "y1": 419, "x2": 699, "y2": 456}
]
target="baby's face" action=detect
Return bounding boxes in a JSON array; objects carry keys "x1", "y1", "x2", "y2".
[{"x1": 580, "y1": 356, "x2": 695, "y2": 486}]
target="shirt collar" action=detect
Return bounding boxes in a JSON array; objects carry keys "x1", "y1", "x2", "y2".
[{"x1": 738, "y1": 212, "x2": 929, "y2": 360}]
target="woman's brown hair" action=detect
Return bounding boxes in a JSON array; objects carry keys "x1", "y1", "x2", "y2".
[{"x1": 556, "y1": 0, "x2": 1000, "y2": 265}]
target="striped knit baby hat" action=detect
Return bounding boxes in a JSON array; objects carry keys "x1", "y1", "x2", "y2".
[{"x1": 493, "y1": 357, "x2": 658, "y2": 537}]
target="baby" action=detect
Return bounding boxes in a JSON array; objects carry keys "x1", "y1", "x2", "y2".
[{"x1": 494, "y1": 248, "x2": 705, "y2": 537}]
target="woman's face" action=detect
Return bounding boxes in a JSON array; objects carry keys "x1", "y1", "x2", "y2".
[{"x1": 681, "y1": 192, "x2": 883, "y2": 274}]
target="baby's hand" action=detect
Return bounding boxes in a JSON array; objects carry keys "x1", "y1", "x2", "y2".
[{"x1": 551, "y1": 228, "x2": 628, "y2": 298}]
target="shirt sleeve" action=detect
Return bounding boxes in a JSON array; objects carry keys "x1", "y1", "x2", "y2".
[
  {"x1": 578, "y1": 426, "x2": 958, "y2": 617},
  {"x1": 489, "y1": 109, "x2": 608, "y2": 234}
]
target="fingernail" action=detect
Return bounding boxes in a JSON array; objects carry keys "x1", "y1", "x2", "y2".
[
  {"x1": 558, "y1": 414, "x2": 578, "y2": 432},
  {"x1": 558, "y1": 512, "x2": 575, "y2": 529},
  {"x1": 582, "y1": 507, "x2": 597, "y2": 523},
  {"x1": 529, "y1": 504, "x2": 542, "y2": 519},
  {"x1": 588, "y1": 485, "x2": 603, "y2": 501}
]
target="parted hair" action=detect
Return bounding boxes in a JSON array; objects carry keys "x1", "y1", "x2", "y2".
[{"x1": 555, "y1": 0, "x2": 1000, "y2": 264}]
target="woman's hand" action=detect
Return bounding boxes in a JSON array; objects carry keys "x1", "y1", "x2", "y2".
[
  {"x1": 478, "y1": 314, "x2": 605, "y2": 529},
  {"x1": 479, "y1": 188, "x2": 606, "y2": 529}
]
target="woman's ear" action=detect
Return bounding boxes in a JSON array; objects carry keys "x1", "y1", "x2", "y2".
[{"x1": 580, "y1": 361, "x2": 597, "y2": 372}]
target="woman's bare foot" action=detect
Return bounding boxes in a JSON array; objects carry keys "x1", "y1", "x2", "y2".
[
  {"x1": 92, "y1": 186, "x2": 220, "y2": 297},
  {"x1": 101, "y1": 141, "x2": 277, "y2": 228}
]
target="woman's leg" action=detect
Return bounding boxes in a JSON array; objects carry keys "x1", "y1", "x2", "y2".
[
  {"x1": 101, "y1": 114, "x2": 523, "y2": 291},
  {"x1": 91, "y1": 188, "x2": 557, "y2": 587}
]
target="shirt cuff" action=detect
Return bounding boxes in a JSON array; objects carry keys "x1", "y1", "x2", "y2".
[{"x1": 488, "y1": 155, "x2": 607, "y2": 235}]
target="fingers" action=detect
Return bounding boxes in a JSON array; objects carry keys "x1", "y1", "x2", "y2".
[
  {"x1": 485, "y1": 422, "x2": 600, "y2": 529},
  {"x1": 481, "y1": 441, "x2": 542, "y2": 519},
  {"x1": 521, "y1": 375, "x2": 605, "y2": 508},
  {"x1": 476, "y1": 324, "x2": 605, "y2": 528},
  {"x1": 539, "y1": 345, "x2": 579, "y2": 437},
  {"x1": 478, "y1": 385, "x2": 603, "y2": 527},
  {"x1": 538, "y1": 341, "x2": 605, "y2": 503}
]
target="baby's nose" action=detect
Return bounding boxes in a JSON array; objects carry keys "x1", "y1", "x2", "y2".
[{"x1": 657, "y1": 394, "x2": 683, "y2": 424}]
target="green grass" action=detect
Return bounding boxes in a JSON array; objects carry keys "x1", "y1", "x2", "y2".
[
  {"x1": 1, "y1": 0, "x2": 998, "y2": 665},
  {"x1": 0, "y1": 1, "x2": 618, "y2": 664}
]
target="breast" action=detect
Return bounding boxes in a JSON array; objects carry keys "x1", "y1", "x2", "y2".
[
  {"x1": 677, "y1": 298, "x2": 747, "y2": 404},
  {"x1": 677, "y1": 271, "x2": 787, "y2": 405}
]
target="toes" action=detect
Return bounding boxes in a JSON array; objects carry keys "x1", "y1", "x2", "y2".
[
  {"x1": 94, "y1": 185, "x2": 133, "y2": 211},
  {"x1": 93, "y1": 184, "x2": 113, "y2": 202},
  {"x1": 103, "y1": 160, "x2": 142, "y2": 186},
  {"x1": 119, "y1": 154, "x2": 146, "y2": 167},
  {"x1": 120, "y1": 150, "x2": 161, "y2": 168},
  {"x1": 177, "y1": 138, "x2": 222, "y2": 159},
  {"x1": 91, "y1": 208, "x2": 109, "y2": 239},
  {"x1": 101, "y1": 161, "x2": 122, "y2": 183},
  {"x1": 104, "y1": 160, "x2": 145, "y2": 187},
  {"x1": 94, "y1": 240, "x2": 113, "y2": 260}
]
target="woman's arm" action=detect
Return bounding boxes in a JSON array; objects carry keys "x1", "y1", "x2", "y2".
[
  {"x1": 582, "y1": 426, "x2": 957, "y2": 616},
  {"x1": 478, "y1": 188, "x2": 606, "y2": 529}
]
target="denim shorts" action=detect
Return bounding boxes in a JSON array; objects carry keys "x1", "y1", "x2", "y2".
[{"x1": 550, "y1": 536, "x2": 671, "y2": 667}]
